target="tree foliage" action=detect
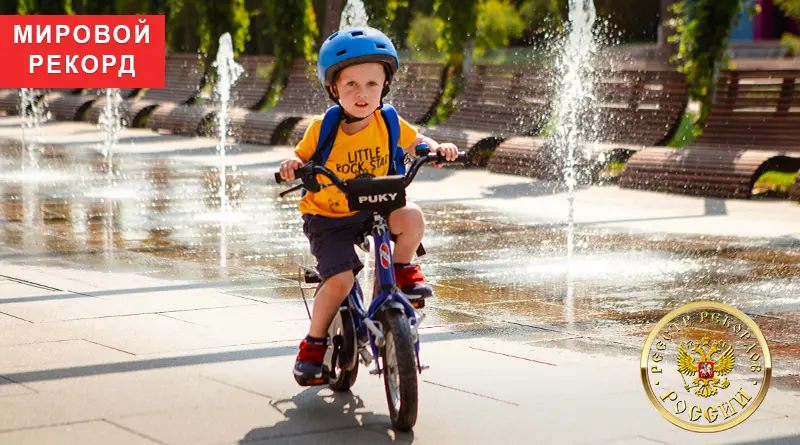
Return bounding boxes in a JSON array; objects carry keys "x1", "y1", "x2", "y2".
[
  {"x1": 519, "y1": 0, "x2": 564, "y2": 43},
  {"x1": 17, "y1": 0, "x2": 68, "y2": 14},
  {"x1": 776, "y1": 0, "x2": 800, "y2": 56},
  {"x1": 406, "y1": 13, "x2": 440, "y2": 56},
  {"x1": 193, "y1": 0, "x2": 251, "y2": 57},
  {"x1": 431, "y1": 0, "x2": 480, "y2": 124},
  {"x1": 476, "y1": 0, "x2": 525, "y2": 53},
  {"x1": 363, "y1": 0, "x2": 403, "y2": 38},
  {"x1": 667, "y1": 0, "x2": 758, "y2": 126},
  {"x1": 262, "y1": 0, "x2": 318, "y2": 108},
  {"x1": 775, "y1": 0, "x2": 800, "y2": 17}
]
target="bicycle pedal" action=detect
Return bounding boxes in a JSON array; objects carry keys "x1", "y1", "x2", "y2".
[{"x1": 294, "y1": 374, "x2": 330, "y2": 387}]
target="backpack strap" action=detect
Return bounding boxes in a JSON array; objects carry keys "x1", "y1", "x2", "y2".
[
  {"x1": 311, "y1": 105, "x2": 344, "y2": 167},
  {"x1": 302, "y1": 106, "x2": 343, "y2": 197},
  {"x1": 305, "y1": 104, "x2": 405, "y2": 196},
  {"x1": 379, "y1": 104, "x2": 406, "y2": 175}
]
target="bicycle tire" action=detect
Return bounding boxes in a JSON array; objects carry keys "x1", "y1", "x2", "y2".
[
  {"x1": 379, "y1": 308, "x2": 418, "y2": 431},
  {"x1": 326, "y1": 308, "x2": 358, "y2": 391}
]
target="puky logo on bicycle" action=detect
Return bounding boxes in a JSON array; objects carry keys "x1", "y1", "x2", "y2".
[{"x1": 358, "y1": 192, "x2": 399, "y2": 204}]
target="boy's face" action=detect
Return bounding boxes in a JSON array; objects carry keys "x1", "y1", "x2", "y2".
[{"x1": 332, "y1": 62, "x2": 387, "y2": 119}]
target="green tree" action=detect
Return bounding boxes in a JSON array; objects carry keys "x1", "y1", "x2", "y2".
[
  {"x1": 195, "y1": 0, "x2": 251, "y2": 57},
  {"x1": 775, "y1": 0, "x2": 800, "y2": 56},
  {"x1": 263, "y1": 0, "x2": 318, "y2": 108},
  {"x1": 519, "y1": 0, "x2": 564, "y2": 43},
  {"x1": 363, "y1": 0, "x2": 403, "y2": 36},
  {"x1": 475, "y1": 0, "x2": 525, "y2": 54},
  {"x1": 17, "y1": 0, "x2": 69, "y2": 14},
  {"x1": 667, "y1": 0, "x2": 758, "y2": 127},
  {"x1": 392, "y1": 0, "x2": 438, "y2": 49},
  {"x1": 406, "y1": 13, "x2": 439, "y2": 57},
  {"x1": 431, "y1": 0, "x2": 480, "y2": 124},
  {"x1": 160, "y1": 0, "x2": 204, "y2": 53}
]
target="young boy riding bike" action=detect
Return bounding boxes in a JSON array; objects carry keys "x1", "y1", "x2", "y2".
[{"x1": 278, "y1": 27, "x2": 459, "y2": 386}]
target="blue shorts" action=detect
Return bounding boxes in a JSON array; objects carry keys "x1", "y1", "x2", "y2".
[{"x1": 302, "y1": 212, "x2": 374, "y2": 280}]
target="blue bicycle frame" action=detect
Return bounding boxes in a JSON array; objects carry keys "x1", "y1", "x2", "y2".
[{"x1": 345, "y1": 212, "x2": 421, "y2": 372}]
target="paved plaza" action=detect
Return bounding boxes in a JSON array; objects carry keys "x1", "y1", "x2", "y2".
[{"x1": 0, "y1": 116, "x2": 798, "y2": 444}]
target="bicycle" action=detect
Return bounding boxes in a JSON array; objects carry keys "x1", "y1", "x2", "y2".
[{"x1": 274, "y1": 144, "x2": 465, "y2": 431}]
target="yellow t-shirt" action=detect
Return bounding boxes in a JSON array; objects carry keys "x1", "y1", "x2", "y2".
[{"x1": 294, "y1": 111, "x2": 418, "y2": 218}]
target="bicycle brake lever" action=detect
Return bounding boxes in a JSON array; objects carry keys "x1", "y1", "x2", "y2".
[{"x1": 279, "y1": 184, "x2": 304, "y2": 197}]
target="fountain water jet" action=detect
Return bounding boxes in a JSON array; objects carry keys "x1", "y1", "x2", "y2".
[
  {"x1": 99, "y1": 88, "x2": 123, "y2": 182},
  {"x1": 213, "y1": 33, "x2": 244, "y2": 213},
  {"x1": 193, "y1": 33, "x2": 250, "y2": 224},
  {"x1": 82, "y1": 88, "x2": 138, "y2": 200},
  {"x1": 18, "y1": 88, "x2": 47, "y2": 171},
  {"x1": 549, "y1": 0, "x2": 599, "y2": 259},
  {"x1": 545, "y1": 0, "x2": 600, "y2": 327},
  {"x1": 340, "y1": 0, "x2": 370, "y2": 29}
]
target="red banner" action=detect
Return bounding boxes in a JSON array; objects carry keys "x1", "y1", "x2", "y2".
[{"x1": 0, "y1": 15, "x2": 165, "y2": 88}]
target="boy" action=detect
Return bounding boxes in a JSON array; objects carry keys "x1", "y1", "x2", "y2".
[{"x1": 278, "y1": 27, "x2": 459, "y2": 386}]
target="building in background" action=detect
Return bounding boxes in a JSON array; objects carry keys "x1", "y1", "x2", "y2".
[{"x1": 731, "y1": 0, "x2": 799, "y2": 41}]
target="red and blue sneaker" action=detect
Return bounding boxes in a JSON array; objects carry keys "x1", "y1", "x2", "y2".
[
  {"x1": 293, "y1": 335, "x2": 329, "y2": 386},
  {"x1": 394, "y1": 263, "x2": 433, "y2": 307}
]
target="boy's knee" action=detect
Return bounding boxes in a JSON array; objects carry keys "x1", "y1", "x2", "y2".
[
  {"x1": 322, "y1": 270, "x2": 354, "y2": 296},
  {"x1": 391, "y1": 202, "x2": 425, "y2": 228}
]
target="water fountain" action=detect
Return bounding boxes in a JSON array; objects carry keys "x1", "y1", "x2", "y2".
[
  {"x1": 194, "y1": 31, "x2": 249, "y2": 277},
  {"x1": 546, "y1": 0, "x2": 600, "y2": 327},
  {"x1": 339, "y1": 0, "x2": 370, "y2": 29},
  {"x1": 18, "y1": 88, "x2": 47, "y2": 172},
  {"x1": 82, "y1": 87, "x2": 139, "y2": 203},
  {"x1": 99, "y1": 88, "x2": 123, "y2": 182},
  {"x1": 549, "y1": 0, "x2": 598, "y2": 259},
  {"x1": 213, "y1": 33, "x2": 244, "y2": 214}
]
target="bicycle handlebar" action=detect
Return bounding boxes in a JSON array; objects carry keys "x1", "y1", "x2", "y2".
[{"x1": 274, "y1": 149, "x2": 467, "y2": 195}]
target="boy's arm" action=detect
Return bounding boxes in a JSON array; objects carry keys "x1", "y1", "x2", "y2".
[{"x1": 405, "y1": 134, "x2": 460, "y2": 164}]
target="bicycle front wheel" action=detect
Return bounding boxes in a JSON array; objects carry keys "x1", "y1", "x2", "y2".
[{"x1": 379, "y1": 309, "x2": 418, "y2": 431}]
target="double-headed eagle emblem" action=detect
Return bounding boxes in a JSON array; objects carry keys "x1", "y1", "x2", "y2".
[{"x1": 677, "y1": 336, "x2": 735, "y2": 398}]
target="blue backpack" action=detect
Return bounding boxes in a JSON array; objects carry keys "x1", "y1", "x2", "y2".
[{"x1": 310, "y1": 104, "x2": 407, "y2": 176}]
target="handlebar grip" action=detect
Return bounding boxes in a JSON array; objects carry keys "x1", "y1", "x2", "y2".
[
  {"x1": 274, "y1": 172, "x2": 284, "y2": 184},
  {"x1": 428, "y1": 151, "x2": 468, "y2": 164}
]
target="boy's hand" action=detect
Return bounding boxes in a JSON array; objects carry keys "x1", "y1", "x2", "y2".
[
  {"x1": 279, "y1": 156, "x2": 305, "y2": 181},
  {"x1": 433, "y1": 142, "x2": 459, "y2": 168}
]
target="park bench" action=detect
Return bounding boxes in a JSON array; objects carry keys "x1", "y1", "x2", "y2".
[
  {"x1": 487, "y1": 66, "x2": 688, "y2": 178},
  {"x1": 227, "y1": 59, "x2": 443, "y2": 146},
  {"x1": 417, "y1": 63, "x2": 551, "y2": 163},
  {"x1": 0, "y1": 89, "x2": 20, "y2": 115},
  {"x1": 146, "y1": 55, "x2": 275, "y2": 136},
  {"x1": 82, "y1": 53, "x2": 207, "y2": 126},
  {"x1": 791, "y1": 170, "x2": 800, "y2": 202},
  {"x1": 285, "y1": 60, "x2": 445, "y2": 146},
  {"x1": 0, "y1": 88, "x2": 59, "y2": 116},
  {"x1": 619, "y1": 68, "x2": 800, "y2": 199},
  {"x1": 46, "y1": 88, "x2": 139, "y2": 121},
  {"x1": 225, "y1": 59, "x2": 329, "y2": 145}
]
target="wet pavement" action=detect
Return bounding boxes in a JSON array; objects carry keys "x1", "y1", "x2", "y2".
[{"x1": 0, "y1": 116, "x2": 799, "y2": 444}]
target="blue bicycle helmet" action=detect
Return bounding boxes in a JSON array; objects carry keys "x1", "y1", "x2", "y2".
[{"x1": 317, "y1": 27, "x2": 400, "y2": 102}]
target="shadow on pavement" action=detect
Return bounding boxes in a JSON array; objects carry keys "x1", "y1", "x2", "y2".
[
  {"x1": 237, "y1": 387, "x2": 414, "y2": 444},
  {"x1": 726, "y1": 436, "x2": 800, "y2": 445},
  {"x1": 0, "y1": 330, "x2": 501, "y2": 385}
]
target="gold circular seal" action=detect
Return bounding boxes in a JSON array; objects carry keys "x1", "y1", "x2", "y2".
[{"x1": 640, "y1": 301, "x2": 771, "y2": 432}]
